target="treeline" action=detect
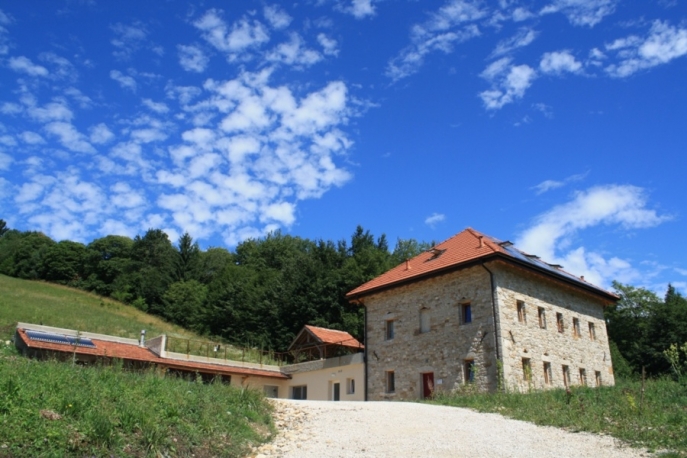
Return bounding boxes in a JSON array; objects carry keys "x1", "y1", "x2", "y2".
[
  {"x1": 0, "y1": 220, "x2": 429, "y2": 350},
  {"x1": 1, "y1": 219, "x2": 685, "y2": 378}
]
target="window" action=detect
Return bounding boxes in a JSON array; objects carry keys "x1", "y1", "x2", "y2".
[
  {"x1": 464, "y1": 360, "x2": 475, "y2": 383},
  {"x1": 543, "y1": 362, "x2": 552, "y2": 385},
  {"x1": 385, "y1": 371, "x2": 395, "y2": 393},
  {"x1": 263, "y1": 385, "x2": 279, "y2": 398},
  {"x1": 556, "y1": 313, "x2": 564, "y2": 333},
  {"x1": 462, "y1": 303, "x2": 472, "y2": 324},
  {"x1": 517, "y1": 301, "x2": 526, "y2": 323},
  {"x1": 420, "y1": 308, "x2": 430, "y2": 333},
  {"x1": 522, "y1": 358, "x2": 532, "y2": 382},
  {"x1": 291, "y1": 385, "x2": 307, "y2": 400},
  {"x1": 347, "y1": 378, "x2": 355, "y2": 394},
  {"x1": 589, "y1": 322, "x2": 596, "y2": 341},
  {"x1": 562, "y1": 365, "x2": 570, "y2": 387},
  {"x1": 385, "y1": 320, "x2": 395, "y2": 340},
  {"x1": 595, "y1": 371, "x2": 602, "y2": 387},
  {"x1": 538, "y1": 307, "x2": 546, "y2": 329},
  {"x1": 579, "y1": 368, "x2": 587, "y2": 386},
  {"x1": 573, "y1": 318, "x2": 581, "y2": 338}
]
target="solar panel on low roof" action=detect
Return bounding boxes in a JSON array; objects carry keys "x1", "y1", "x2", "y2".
[{"x1": 26, "y1": 330, "x2": 97, "y2": 348}]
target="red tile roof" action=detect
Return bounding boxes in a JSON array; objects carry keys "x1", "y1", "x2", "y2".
[
  {"x1": 16, "y1": 328, "x2": 289, "y2": 379},
  {"x1": 346, "y1": 228, "x2": 617, "y2": 301},
  {"x1": 302, "y1": 325, "x2": 364, "y2": 350}
]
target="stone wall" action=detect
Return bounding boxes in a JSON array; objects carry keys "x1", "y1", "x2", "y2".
[
  {"x1": 363, "y1": 265, "x2": 498, "y2": 401},
  {"x1": 490, "y1": 261, "x2": 615, "y2": 392}
]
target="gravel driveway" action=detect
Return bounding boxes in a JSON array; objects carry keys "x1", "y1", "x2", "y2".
[{"x1": 251, "y1": 400, "x2": 651, "y2": 458}]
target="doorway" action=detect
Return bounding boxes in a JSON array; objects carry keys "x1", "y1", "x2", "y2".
[
  {"x1": 333, "y1": 382, "x2": 340, "y2": 401},
  {"x1": 422, "y1": 372, "x2": 434, "y2": 399}
]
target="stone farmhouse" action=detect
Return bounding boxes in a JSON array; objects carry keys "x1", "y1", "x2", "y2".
[{"x1": 346, "y1": 228, "x2": 618, "y2": 401}]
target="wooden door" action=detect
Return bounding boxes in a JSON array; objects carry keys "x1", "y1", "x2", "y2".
[{"x1": 422, "y1": 372, "x2": 434, "y2": 399}]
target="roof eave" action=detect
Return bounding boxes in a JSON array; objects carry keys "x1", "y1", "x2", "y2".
[{"x1": 346, "y1": 252, "x2": 618, "y2": 304}]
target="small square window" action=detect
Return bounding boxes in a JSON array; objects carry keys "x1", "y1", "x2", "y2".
[
  {"x1": 538, "y1": 307, "x2": 546, "y2": 329},
  {"x1": 385, "y1": 320, "x2": 395, "y2": 340},
  {"x1": 517, "y1": 301, "x2": 526, "y2": 323},
  {"x1": 589, "y1": 322, "x2": 596, "y2": 341},
  {"x1": 579, "y1": 368, "x2": 587, "y2": 386},
  {"x1": 543, "y1": 362, "x2": 552, "y2": 385},
  {"x1": 462, "y1": 303, "x2": 472, "y2": 324},
  {"x1": 562, "y1": 365, "x2": 570, "y2": 387},
  {"x1": 522, "y1": 358, "x2": 532, "y2": 382},
  {"x1": 386, "y1": 371, "x2": 395, "y2": 393},
  {"x1": 464, "y1": 360, "x2": 475, "y2": 383},
  {"x1": 556, "y1": 313, "x2": 564, "y2": 333},
  {"x1": 573, "y1": 318, "x2": 581, "y2": 338}
]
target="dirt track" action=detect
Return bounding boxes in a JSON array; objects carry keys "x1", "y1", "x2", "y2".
[{"x1": 251, "y1": 399, "x2": 651, "y2": 458}]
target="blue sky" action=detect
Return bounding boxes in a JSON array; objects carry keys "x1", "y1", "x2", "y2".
[{"x1": 0, "y1": 0, "x2": 685, "y2": 294}]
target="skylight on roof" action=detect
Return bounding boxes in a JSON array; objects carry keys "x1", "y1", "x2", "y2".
[{"x1": 26, "y1": 330, "x2": 96, "y2": 348}]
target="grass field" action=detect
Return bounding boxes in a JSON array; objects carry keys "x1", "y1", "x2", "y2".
[
  {"x1": 0, "y1": 274, "x2": 199, "y2": 342},
  {"x1": 0, "y1": 342, "x2": 273, "y2": 457},
  {"x1": 431, "y1": 379, "x2": 687, "y2": 456}
]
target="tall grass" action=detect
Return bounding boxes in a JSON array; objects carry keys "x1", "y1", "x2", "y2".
[
  {"x1": 0, "y1": 342, "x2": 274, "y2": 457},
  {"x1": 431, "y1": 379, "x2": 687, "y2": 455}
]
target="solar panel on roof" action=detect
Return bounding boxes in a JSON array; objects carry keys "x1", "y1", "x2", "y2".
[{"x1": 26, "y1": 330, "x2": 97, "y2": 348}]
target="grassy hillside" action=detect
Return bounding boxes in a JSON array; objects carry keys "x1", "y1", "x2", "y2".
[{"x1": 0, "y1": 274, "x2": 199, "y2": 340}]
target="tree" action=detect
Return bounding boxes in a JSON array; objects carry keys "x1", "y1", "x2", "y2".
[
  {"x1": 163, "y1": 280, "x2": 207, "y2": 329},
  {"x1": 175, "y1": 232, "x2": 200, "y2": 282},
  {"x1": 129, "y1": 229, "x2": 177, "y2": 315},
  {"x1": 0, "y1": 219, "x2": 8, "y2": 237},
  {"x1": 41, "y1": 240, "x2": 87, "y2": 285},
  {"x1": 83, "y1": 235, "x2": 134, "y2": 296}
]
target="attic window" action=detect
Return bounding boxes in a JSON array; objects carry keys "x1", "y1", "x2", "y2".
[
  {"x1": 524, "y1": 253, "x2": 540, "y2": 259},
  {"x1": 427, "y1": 248, "x2": 445, "y2": 260},
  {"x1": 499, "y1": 241, "x2": 513, "y2": 247},
  {"x1": 547, "y1": 263, "x2": 563, "y2": 269}
]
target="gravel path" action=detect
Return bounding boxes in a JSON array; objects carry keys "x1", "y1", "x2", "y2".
[{"x1": 251, "y1": 400, "x2": 651, "y2": 458}]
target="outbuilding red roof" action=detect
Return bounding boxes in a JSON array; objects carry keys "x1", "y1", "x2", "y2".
[
  {"x1": 302, "y1": 325, "x2": 364, "y2": 350},
  {"x1": 346, "y1": 228, "x2": 617, "y2": 301},
  {"x1": 15, "y1": 328, "x2": 289, "y2": 379}
]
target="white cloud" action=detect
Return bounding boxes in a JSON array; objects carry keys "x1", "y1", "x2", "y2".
[
  {"x1": 8, "y1": 56, "x2": 49, "y2": 77},
  {"x1": 44, "y1": 122, "x2": 96, "y2": 153},
  {"x1": 89, "y1": 123, "x2": 114, "y2": 144},
  {"x1": 194, "y1": 10, "x2": 270, "y2": 59},
  {"x1": 110, "y1": 70, "x2": 137, "y2": 92},
  {"x1": 540, "y1": 50, "x2": 583, "y2": 74},
  {"x1": 491, "y1": 28, "x2": 538, "y2": 57},
  {"x1": 178, "y1": 44, "x2": 209, "y2": 73},
  {"x1": 266, "y1": 33, "x2": 322, "y2": 67},
  {"x1": 386, "y1": 0, "x2": 485, "y2": 81},
  {"x1": 480, "y1": 58, "x2": 537, "y2": 110},
  {"x1": 110, "y1": 22, "x2": 148, "y2": 60},
  {"x1": 605, "y1": 21, "x2": 687, "y2": 78},
  {"x1": 39, "y1": 52, "x2": 78, "y2": 81},
  {"x1": 263, "y1": 5, "x2": 292, "y2": 29},
  {"x1": 540, "y1": 0, "x2": 618, "y2": 27},
  {"x1": 0, "y1": 152, "x2": 12, "y2": 170},
  {"x1": 317, "y1": 34, "x2": 339, "y2": 57},
  {"x1": 20, "y1": 131, "x2": 45, "y2": 144},
  {"x1": 142, "y1": 98, "x2": 169, "y2": 114},
  {"x1": 532, "y1": 172, "x2": 587, "y2": 194},
  {"x1": 345, "y1": 0, "x2": 377, "y2": 19},
  {"x1": 516, "y1": 184, "x2": 671, "y2": 287},
  {"x1": 27, "y1": 101, "x2": 73, "y2": 123},
  {"x1": 425, "y1": 213, "x2": 446, "y2": 227}
]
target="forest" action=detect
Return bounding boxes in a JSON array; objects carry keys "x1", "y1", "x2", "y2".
[{"x1": 0, "y1": 218, "x2": 685, "y2": 378}]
